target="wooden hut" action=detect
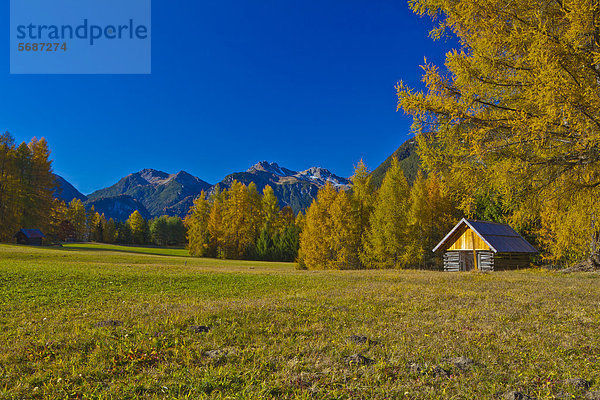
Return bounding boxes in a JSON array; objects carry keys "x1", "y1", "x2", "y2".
[
  {"x1": 14, "y1": 229, "x2": 46, "y2": 246},
  {"x1": 433, "y1": 219, "x2": 537, "y2": 272}
]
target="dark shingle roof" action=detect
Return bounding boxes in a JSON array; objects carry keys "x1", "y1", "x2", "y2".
[
  {"x1": 433, "y1": 218, "x2": 537, "y2": 253},
  {"x1": 16, "y1": 229, "x2": 46, "y2": 239}
]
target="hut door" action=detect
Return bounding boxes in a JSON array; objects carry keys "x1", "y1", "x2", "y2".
[{"x1": 460, "y1": 252, "x2": 474, "y2": 271}]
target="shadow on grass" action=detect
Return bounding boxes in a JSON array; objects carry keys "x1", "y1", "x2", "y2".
[{"x1": 56, "y1": 243, "x2": 192, "y2": 258}]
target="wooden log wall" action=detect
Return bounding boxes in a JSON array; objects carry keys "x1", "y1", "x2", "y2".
[{"x1": 444, "y1": 251, "x2": 460, "y2": 272}]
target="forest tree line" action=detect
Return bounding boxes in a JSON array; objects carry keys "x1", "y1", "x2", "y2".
[
  {"x1": 0, "y1": 133, "x2": 55, "y2": 241},
  {"x1": 51, "y1": 199, "x2": 187, "y2": 246},
  {"x1": 185, "y1": 182, "x2": 301, "y2": 262},
  {"x1": 297, "y1": 160, "x2": 460, "y2": 270}
]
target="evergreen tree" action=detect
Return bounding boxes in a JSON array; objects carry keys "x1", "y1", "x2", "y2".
[
  {"x1": 255, "y1": 227, "x2": 274, "y2": 260},
  {"x1": 103, "y1": 218, "x2": 118, "y2": 243},
  {"x1": 166, "y1": 216, "x2": 186, "y2": 245},
  {"x1": 150, "y1": 216, "x2": 169, "y2": 246},
  {"x1": 274, "y1": 224, "x2": 301, "y2": 262},
  {"x1": 116, "y1": 221, "x2": 132, "y2": 244}
]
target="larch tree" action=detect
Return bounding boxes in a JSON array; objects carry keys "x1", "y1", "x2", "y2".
[
  {"x1": 297, "y1": 183, "x2": 338, "y2": 269},
  {"x1": 207, "y1": 186, "x2": 226, "y2": 257},
  {"x1": 67, "y1": 198, "x2": 87, "y2": 241},
  {"x1": 128, "y1": 210, "x2": 148, "y2": 245},
  {"x1": 330, "y1": 189, "x2": 361, "y2": 269},
  {"x1": 185, "y1": 191, "x2": 212, "y2": 256},
  {"x1": 350, "y1": 159, "x2": 374, "y2": 267},
  {"x1": 406, "y1": 171, "x2": 459, "y2": 268},
  {"x1": 361, "y1": 158, "x2": 411, "y2": 269},
  {"x1": 261, "y1": 185, "x2": 280, "y2": 234},
  {"x1": 0, "y1": 133, "x2": 18, "y2": 240},
  {"x1": 27, "y1": 138, "x2": 55, "y2": 232},
  {"x1": 219, "y1": 181, "x2": 262, "y2": 259},
  {"x1": 398, "y1": 0, "x2": 600, "y2": 262}
]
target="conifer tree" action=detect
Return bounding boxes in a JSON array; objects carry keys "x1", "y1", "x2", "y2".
[
  {"x1": 27, "y1": 138, "x2": 55, "y2": 232},
  {"x1": 274, "y1": 223, "x2": 301, "y2": 262},
  {"x1": 207, "y1": 186, "x2": 225, "y2": 257},
  {"x1": 350, "y1": 159, "x2": 374, "y2": 238},
  {"x1": 150, "y1": 216, "x2": 169, "y2": 246},
  {"x1": 103, "y1": 218, "x2": 118, "y2": 243},
  {"x1": 185, "y1": 191, "x2": 212, "y2": 256},
  {"x1": 406, "y1": 171, "x2": 459, "y2": 268},
  {"x1": 128, "y1": 210, "x2": 148, "y2": 245},
  {"x1": 0, "y1": 133, "x2": 17, "y2": 240},
  {"x1": 47, "y1": 199, "x2": 67, "y2": 242},
  {"x1": 297, "y1": 183, "x2": 338, "y2": 269},
  {"x1": 67, "y1": 198, "x2": 87, "y2": 241},
  {"x1": 220, "y1": 181, "x2": 262, "y2": 259},
  {"x1": 255, "y1": 227, "x2": 274, "y2": 260},
  {"x1": 330, "y1": 190, "x2": 361, "y2": 269},
  {"x1": 361, "y1": 158, "x2": 411, "y2": 269},
  {"x1": 117, "y1": 221, "x2": 132, "y2": 244},
  {"x1": 398, "y1": 0, "x2": 600, "y2": 262},
  {"x1": 261, "y1": 185, "x2": 280, "y2": 234}
]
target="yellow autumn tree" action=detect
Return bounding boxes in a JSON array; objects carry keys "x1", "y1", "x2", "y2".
[
  {"x1": 219, "y1": 180, "x2": 262, "y2": 259},
  {"x1": 297, "y1": 183, "x2": 338, "y2": 269},
  {"x1": 261, "y1": 185, "x2": 280, "y2": 234},
  {"x1": 329, "y1": 190, "x2": 361, "y2": 269},
  {"x1": 405, "y1": 171, "x2": 459, "y2": 268},
  {"x1": 398, "y1": 0, "x2": 600, "y2": 262},
  {"x1": 185, "y1": 190, "x2": 212, "y2": 257},
  {"x1": 350, "y1": 160, "x2": 374, "y2": 253},
  {"x1": 361, "y1": 158, "x2": 411, "y2": 269},
  {"x1": 67, "y1": 198, "x2": 87, "y2": 241},
  {"x1": 128, "y1": 210, "x2": 148, "y2": 245}
]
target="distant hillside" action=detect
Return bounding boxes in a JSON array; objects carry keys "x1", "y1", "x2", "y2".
[
  {"x1": 86, "y1": 195, "x2": 151, "y2": 221},
  {"x1": 53, "y1": 174, "x2": 88, "y2": 203},
  {"x1": 218, "y1": 162, "x2": 351, "y2": 213},
  {"x1": 371, "y1": 138, "x2": 421, "y2": 187},
  {"x1": 87, "y1": 169, "x2": 212, "y2": 218},
  {"x1": 54, "y1": 162, "x2": 352, "y2": 219}
]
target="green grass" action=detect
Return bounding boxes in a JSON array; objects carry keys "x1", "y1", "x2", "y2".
[
  {"x1": 1, "y1": 244, "x2": 599, "y2": 399},
  {"x1": 62, "y1": 243, "x2": 192, "y2": 257}
]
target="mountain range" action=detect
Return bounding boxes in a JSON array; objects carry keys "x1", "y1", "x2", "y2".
[{"x1": 52, "y1": 138, "x2": 419, "y2": 221}]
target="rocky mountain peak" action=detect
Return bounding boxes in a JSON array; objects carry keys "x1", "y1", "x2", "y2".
[
  {"x1": 138, "y1": 168, "x2": 171, "y2": 184},
  {"x1": 247, "y1": 161, "x2": 295, "y2": 177}
]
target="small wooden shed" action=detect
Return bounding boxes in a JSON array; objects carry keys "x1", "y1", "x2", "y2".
[
  {"x1": 14, "y1": 229, "x2": 46, "y2": 246},
  {"x1": 433, "y1": 219, "x2": 537, "y2": 272}
]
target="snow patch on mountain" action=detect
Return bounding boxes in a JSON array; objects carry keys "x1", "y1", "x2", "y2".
[{"x1": 247, "y1": 162, "x2": 351, "y2": 188}]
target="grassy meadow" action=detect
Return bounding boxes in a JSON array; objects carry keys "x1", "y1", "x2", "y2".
[{"x1": 0, "y1": 244, "x2": 599, "y2": 399}]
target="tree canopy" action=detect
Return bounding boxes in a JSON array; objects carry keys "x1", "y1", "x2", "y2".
[{"x1": 398, "y1": 0, "x2": 600, "y2": 262}]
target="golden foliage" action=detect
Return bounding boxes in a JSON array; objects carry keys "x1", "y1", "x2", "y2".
[{"x1": 398, "y1": 0, "x2": 600, "y2": 262}]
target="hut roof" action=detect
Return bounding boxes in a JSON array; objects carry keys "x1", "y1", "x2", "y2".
[
  {"x1": 433, "y1": 219, "x2": 537, "y2": 254},
  {"x1": 15, "y1": 229, "x2": 46, "y2": 239}
]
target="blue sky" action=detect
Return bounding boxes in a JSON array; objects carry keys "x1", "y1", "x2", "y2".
[{"x1": 2, "y1": 0, "x2": 452, "y2": 194}]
